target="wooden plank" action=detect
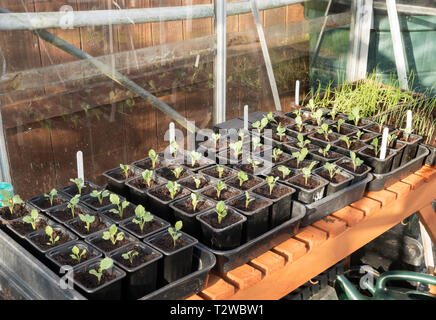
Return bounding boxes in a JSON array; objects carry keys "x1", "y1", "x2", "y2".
[
  {"x1": 350, "y1": 197, "x2": 381, "y2": 217},
  {"x1": 401, "y1": 173, "x2": 426, "y2": 190},
  {"x1": 294, "y1": 226, "x2": 328, "y2": 249},
  {"x1": 332, "y1": 206, "x2": 365, "y2": 227},
  {"x1": 200, "y1": 274, "x2": 236, "y2": 300},
  {"x1": 224, "y1": 264, "x2": 263, "y2": 290},
  {"x1": 417, "y1": 204, "x2": 436, "y2": 244},
  {"x1": 386, "y1": 180, "x2": 411, "y2": 198},
  {"x1": 249, "y1": 251, "x2": 286, "y2": 275},
  {"x1": 366, "y1": 190, "x2": 397, "y2": 207},
  {"x1": 186, "y1": 294, "x2": 204, "y2": 300},
  {"x1": 415, "y1": 165, "x2": 436, "y2": 182},
  {"x1": 313, "y1": 216, "x2": 348, "y2": 238},
  {"x1": 272, "y1": 238, "x2": 308, "y2": 263}
]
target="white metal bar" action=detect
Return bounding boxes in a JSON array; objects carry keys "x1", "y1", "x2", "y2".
[
  {"x1": 213, "y1": 0, "x2": 226, "y2": 125},
  {"x1": 346, "y1": 0, "x2": 362, "y2": 82},
  {"x1": 419, "y1": 221, "x2": 435, "y2": 273},
  {"x1": 356, "y1": 0, "x2": 373, "y2": 79},
  {"x1": 310, "y1": 0, "x2": 332, "y2": 68},
  {"x1": 373, "y1": 2, "x2": 436, "y2": 16}
]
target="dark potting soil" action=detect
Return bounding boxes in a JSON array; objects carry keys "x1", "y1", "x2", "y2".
[
  {"x1": 129, "y1": 177, "x2": 161, "y2": 191},
  {"x1": 91, "y1": 236, "x2": 131, "y2": 253},
  {"x1": 290, "y1": 125, "x2": 312, "y2": 134},
  {"x1": 74, "y1": 270, "x2": 117, "y2": 289},
  {"x1": 9, "y1": 219, "x2": 48, "y2": 235},
  {"x1": 226, "y1": 176, "x2": 262, "y2": 191},
  {"x1": 149, "y1": 233, "x2": 191, "y2": 253},
  {"x1": 50, "y1": 206, "x2": 91, "y2": 222},
  {"x1": 239, "y1": 163, "x2": 267, "y2": 175},
  {"x1": 282, "y1": 159, "x2": 313, "y2": 170},
  {"x1": 287, "y1": 141, "x2": 317, "y2": 150},
  {"x1": 345, "y1": 119, "x2": 367, "y2": 127},
  {"x1": 272, "y1": 134, "x2": 292, "y2": 144},
  {"x1": 317, "y1": 150, "x2": 343, "y2": 159},
  {"x1": 180, "y1": 177, "x2": 212, "y2": 190},
  {"x1": 289, "y1": 175, "x2": 322, "y2": 190},
  {"x1": 31, "y1": 232, "x2": 72, "y2": 250},
  {"x1": 113, "y1": 245, "x2": 160, "y2": 269},
  {"x1": 398, "y1": 134, "x2": 420, "y2": 144},
  {"x1": 52, "y1": 250, "x2": 98, "y2": 267},
  {"x1": 185, "y1": 160, "x2": 209, "y2": 170},
  {"x1": 227, "y1": 150, "x2": 244, "y2": 161},
  {"x1": 202, "y1": 187, "x2": 241, "y2": 202},
  {"x1": 101, "y1": 205, "x2": 135, "y2": 222},
  {"x1": 85, "y1": 196, "x2": 112, "y2": 209},
  {"x1": 360, "y1": 148, "x2": 393, "y2": 158},
  {"x1": 366, "y1": 125, "x2": 394, "y2": 135},
  {"x1": 0, "y1": 204, "x2": 32, "y2": 221},
  {"x1": 173, "y1": 198, "x2": 214, "y2": 215},
  {"x1": 33, "y1": 197, "x2": 66, "y2": 210},
  {"x1": 336, "y1": 140, "x2": 365, "y2": 151},
  {"x1": 202, "y1": 166, "x2": 235, "y2": 179},
  {"x1": 227, "y1": 197, "x2": 268, "y2": 212},
  {"x1": 270, "y1": 154, "x2": 290, "y2": 164},
  {"x1": 335, "y1": 126, "x2": 355, "y2": 135},
  {"x1": 274, "y1": 115, "x2": 294, "y2": 126},
  {"x1": 337, "y1": 160, "x2": 368, "y2": 175},
  {"x1": 254, "y1": 184, "x2": 292, "y2": 200},
  {"x1": 200, "y1": 210, "x2": 243, "y2": 229},
  {"x1": 359, "y1": 133, "x2": 376, "y2": 141},
  {"x1": 134, "y1": 158, "x2": 164, "y2": 170},
  {"x1": 63, "y1": 183, "x2": 95, "y2": 197},
  {"x1": 149, "y1": 186, "x2": 189, "y2": 202},
  {"x1": 107, "y1": 168, "x2": 136, "y2": 181},
  {"x1": 271, "y1": 167, "x2": 296, "y2": 180},
  {"x1": 158, "y1": 167, "x2": 190, "y2": 181},
  {"x1": 69, "y1": 216, "x2": 108, "y2": 235},
  {"x1": 312, "y1": 132, "x2": 338, "y2": 142},
  {"x1": 123, "y1": 219, "x2": 163, "y2": 236},
  {"x1": 317, "y1": 169, "x2": 349, "y2": 184}
]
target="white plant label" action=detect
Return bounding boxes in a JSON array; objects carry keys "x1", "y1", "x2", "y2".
[
  {"x1": 169, "y1": 122, "x2": 175, "y2": 154},
  {"x1": 406, "y1": 110, "x2": 412, "y2": 131},
  {"x1": 194, "y1": 54, "x2": 200, "y2": 68},
  {"x1": 295, "y1": 80, "x2": 300, "y2": 106},
  {"x1": 379, "y1": 127, "x2": 389, "y2": 160},
  {"x1": 244, "y1": 105, "x2": 249, "y2": 131}
]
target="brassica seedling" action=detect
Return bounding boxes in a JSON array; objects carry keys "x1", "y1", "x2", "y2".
[
  {"x1": 142, "y1": 169, "x2": 154, "y2": 188},
  {"x1": 329, "y1": 105, "x2": 338, "y2": 120},
  {"x1": 193, "y1": 176, "x2": 202, "y2": 189},
  {"x1": 266, "y1": 112, "x2": 277, "y2": 124},
  {"x1": 122, "y1": 250, "x2": 139, "y2": 265},
  {"x1": 318, "y1": 144, "x2": 331, "y2": 157},
  {"x1": 266, "y1": 176, "x2": 279, "y2": 194},
  {"x1": 277, "y1": 166, "x2": 291, "y2": 180},
  {"x1": 297, "y1": 134, "x2": 310, "y2": 149},
  {"x1": 172, "y1": 166, "x2": 184, "y2": 179},
  {"x1": 368, "y1": 138, "x2": 380, "y2": 156},
  {"x1": 215, "y1": 201, "x2": 227, "y2": 224},
  {"x1": 317, "y1": 123, "x2": 332, "y2": 141},
  {"x1": 0, "y1": 190, "x2": 23, "y2": 214},
  {"x1": 214, "y1": 180, "x2": 227, "y2": 199},
  {"x1": 301, "y1": 161, "x2": 317, "y2": 186},
  {"x1": 350, "y1": 151, "x2": 364, "y2": 172},
  {"x1": 132, "y1": 205, "x2": 153, "y2": 232},
  {"x1": 307, "y1": 99, "x2": 317, "y2": 112},
  {"x1": 252, "y1": 136, "x2": 262, "y2": 152},
  {"x1": 67, "y1": 194, "x2": 80, "y2": 218},
  {"x1": 79, "y1": 213, "x2": 95, "y2": 233},
  {"x1": 166, "y1": 181, "x2": 181, "y2": 200},
  {"x1": 401, "y1": 126, "x2": 413, "y2": 142},
  {"x1": 252, "y1": 117, "x2": 268, "y2": 133},
  {"x1": 102, "y1": 224, "x2": 125, "y2": 245},
  {"x1": 22, "y1": 209, "x2": 40, "y2": 230},
  {"x1": 45, "y1": 225, "x2": 60, "y2": 246},
  {"x1": 237, "y1": 171, "x2": 248, "y2": 187},
  {"x1": 109, "y1": 194, "x2": 130, "y2": 219},
  {"x1": 229, "y1": 140, "x2": 243, "y2": 157},
  {"x1": 348, "y1": 107, "x2": 362, "y2": 126},
  {"x1": 44, "y1": 189, "x2": 58, "y2": 207},
  {"x1": 70, "y1": 178, "x2": 84, "y2": 195},
  {"x1": 272, "y1": 148, "x2": 283, "y2": 162},
  {"x1": 168, "y1": 221, "x2": 183, "y2": 247},
  {"x1": 216, "y1": 165, "x2": 224, "y2": 179},
  {"x1": 89, "y1": 257, "x2": 113, "y2": 284},
  {"x1": 90, "y1": 189, "x2": 110, "y2": 205},
  {"x1": 149, "y1": 149, "x2": 159, "y2": 169},
  {"x1": 334, "y1": 119, "x2": 345, "y2": 133},
  {"x1": 120, "y1": 164, "x2": 130, "y2": 180},
  {"x1": 339, "y1": 135, "x2": 353, "y2": 149},
  {"x1": 312, "y1": 109, "x2": 324, "y2": 126},
  {"x1": 70, "y1": 245, "x2": 86, "y2": 263},
  {"x1": 170, "y1": 141, "x2": 179, "y2": 157},
  {"x1": 189, "y1": 151, "x2": 202, "y2": 167},
  {"x1": 388, "y1": 133, "x2": 398, "y2": 146},
  {"x1": 295, "y1": 115, "x2": 304, "y2": 132},
  {"x1": 292, "y1": 148, "x2": 308, "y2": 168},
  {"x1": 324, "y1": 162, "x2": 341, "y2": 180},
  {"x1": 248, "y1": 157, "x2": 261, "y2": 170},
  {"x1": 276, "y1": 123, "x2": 287, "y2": 141},
  {"x1": 354, "y1": 130, "x2": 364, "y2": 141},
  {"x1": 245, "y1": 192, "x2": 255, "y2": 209},
  {"x1": 191, "y1": 193, "x2": 201, "y2": 212}
]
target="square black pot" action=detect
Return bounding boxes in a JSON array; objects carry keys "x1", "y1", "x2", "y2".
[
  {"x1": 196, "y1": 207, "x2": 246, "y2": 250},
  {"x1": 200, "y1": 184, "x2": 243, "y2": 203},
  {"x1": 309, "y1": 149, "x2": 344, "y2": 164},
  {"x1": 119, "y1": 214, "x2": 170, "y2": 240},
  {"x1": 198, "y1": 164, "x2": 239, "y2": 181},
  {"x1": 125, "y1": 175, "x2": 167, "y2": 207},
  {"x1": 286, "y1": 124, "x2": 317, "y2": 139},
  {"x1": 99, "y1": 202, "x2": 138, "y2": 225},
  {"x1": 216, "y1": 143, "x2": 251, "y2": 166},
  {"x1": 131, "y1": 152, "x2": 166, "y2": 171},
  {"x1": 80, "y1": 191, "x2": 126, "y2": 212},
  {"x1": 0, "y1": 202, "x2": 39, "y2": 225},
  {"x1": 103, "y1": 166, "x2": 143, "y2": 198},
  {"x1": 155, "y1": 165, "x2": 193, "y2": 182},
  {"x1": 358, "y1": 146, "x2": 396, "y2": 174},
  {"x1": 334, "y1": 157, "x2": 372, "y2": 183},
  {"x1": 330, "y1": 123, "x2": 358, "y2": 137},
  {"x1": 59, "y1": 181, "x2": 103, "y2": 200},
  {"x1": 28, "y1": 192, "x2": 71, "y2": 212},
  {"x1": 178, "y1": 173, "x2": 216, "y2": 193},
  {"x1": 66, "y1": 213, "x2": 113, "y2": 239},
  {"x1": 45, "y1": 202, "x2": 97, "y2": 226},
  {"x1": 234, "y1": 156, "x2": 274, "y2": 176},
  {"x1": 225, "y1": 173, "x2": 264, "y2": 192},
  {"x1": 397, "y1": 133, "x2": 424, "y2": 166},
  {"x1": 85, "y1": 228, "x2": 137, "y2": 256},
  {"x1": 331, "y1": 139, "x2": 368, "y2": 156},
  {"x1": 183, "y1": 153, "x2": 215, "y2": 173},
  {"x1": 286, "y1": 174, "x2": 328, "y2": 204},
  {"x1": 344, "y1": 118, "x2": 374, "y2": 129},
  {"x1": 307, "y1": 132, "x2": 341, "y2": 148},
  {"x1": 388, "y1": 140, "x2": 407, "y2": 170},
  {"x1": 109, "y1": 242, "x2": 162, "y2": 300},
  {"x1": 314, "y1": 167, "x2": 354, "y2": 196}
]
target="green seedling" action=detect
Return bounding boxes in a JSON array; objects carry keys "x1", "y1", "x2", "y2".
[
  {"x1": 368, "y1": 138, "x2": 380, "y2": 156},
  {"x1": 329, "y1": 105, "x2": 338, "y2": 120},
  {"x1": 324, "y1": 162, "x2": 341, "y2": 180},
  {"x1": 132, "y1": 205, "x2": 153, "y2": 232},
  {"x1": 252, "y1": 117, "x2": 269, "y2": 133},
  {"x1": 193, "y1": 176, "x2": 202, "y2": 189},
  {"x1": 301, "y1": 161, "x2": 317, "y2": 186},
  {"x1": 266, "y1": 176, "x2": 279, "y2": 195},
  {"x1": 168, "y1": 221, "x2": 183, "y2": 247},
  {"x1": 297, "y1": 134, "x2": 310, "y2": 149},
  {"x1": 191, "y1": 193, "x2": 201, "y2": 212},
  {"x1": 292, "y1": 148, "x2": 308, "y2": 168},
  {"x1": 170, "y1": 141, "x2": 179, "y2": 157},
  {"x1": 90, "y1": 189, "x2": 110, "y2": 205},
  {"x1": 295, "y1": 115, "x2": 304, "y2": 132},
  {"x1": 238, "y1": 129, "x2": 245, "y2": 141},
  {"x1": 252, "y1": 137, "x2": 262, "y2": 152},
  {"x1": 276, "y1": 123, "x2": 287, "y2": 141},
  {"x1": 317, "y1": 123, "x2": 332, "y2": 141},
  {"x1": 307, "y1": 99, "x2": 317, "y2": 112},
  {"x1": 339, "y1": 135, "x2": 353, "y2": 149},
  {"x1": 318, "y1": 144, "x2": 331, "y2": 157},
  {"x1": 334, "y1": 119, "x2": 345, "y2": 133},
  {"x1": 166, "y1": 181, "x2": 181, "y2": 200},
  {"x1": 212, "y1": 133, "x2": 221, "y2": 144},
  {"x1": 172, "y1": 166, "x2": 184, "y2": 179},
  {"x1": 348, "y1": 106, "x2": 362, "y2": 126},
  {"x1": 189, "y1": 151, "x2": 202, "y2": 167},
  {"x1": 229, "y1": 140, "x2": 243, "y2": 157},
  {"x1": 237, "y1": 171, "x2": 249, "y2": 187},
  {"x1": 245, "y1": 191, "x2": 255, "y2": 209},
  {"x1": 44, "y1": 189, "x2": 58, "y2": 207},
  {"x1": 45, "y1": 226, "x2": 60, "y2": 246},
  {"x1": 70, "y1": 178, "x2": 84, "y2": 195},
  {"x1": 67, "y1": 195, "x2": 80, "y2": 218},
  {"x1": 70, "y1": 245, "x2": 86, "y2": 263},
  {"x1": 215, "y1": 201, "x2": 227, "y2": 224},
  {"x1": 216, "y1": 165, "x2": 224, "y2": 179},
  {"x1": 102, "y1": 224, "x2": 125, "y2": 245},
  {"x1": 120, "y1": 164, "x2": 130, "y2": 180},
  {"x1": 248, "y1": 157, "x2": 261, "y2": 170},
  {"x1": 312, "y1": 109, "x2": 324, "y2": 126},
  {"x1": 376, "y1": 114, "x2": 388, "y2": 133},
  {"x1": 0, "y1": 190, "x2": 23, "y2": 214},
  {"x1": 401, "y1": 126, "x2": 413, "y2": 142},
  {"x1": 22, "y1": 209, "x2": 40, "y2": 230},
  {"x1": 354, "y1": 130, "x2": 364, "y2": 141},
  {"x1": 272, "y1": 148, "x2": 283, "y2": 162},
  {"x1": 149, "y1": 149, "x2": 159, "y2": 169},
  {"x1": 109, "y1": 194, "x2": 130, "y2": 219},
  {"x1": 350, "y1": 151, "x2": 364, "y2": 172},
  {"x1": 89, "y1": 257, "x2": 114, "y2": 284},
  {"x1": 266, "y1": 112, "x2": 277, "y2": 124},
  {"x1": 79, "y1": 214, "x2": 95, "y2": 233},
  {"x1": 214, "y1": 180, "x2": 227, "y2": 199},
  {"x1": 277, "y1": 166, "x2": 291, "y2": 180},
  {"x1": 388, "y1": 133, "x2": 398, "y2": 147},
  {"x1": 142, "y1": 170, "x2": 154, "y2": 188},
  {"x1": 122, "y1": 250, "x2": 139, "y2": 265}
]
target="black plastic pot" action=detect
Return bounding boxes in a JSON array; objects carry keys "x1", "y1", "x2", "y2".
[
  {"x1": 131, "y1": 152, "x2": 166, "y2": 171},
  {"x1": 225, "y1": 173, "x2": 263, "y2": 192},
  {"x1": 170, "y1": 196, "x2": 216, "y2": 238},
  {"x1": 119, "y1": 214, "x2": 170, "y2": 240},
  {"x1": 307, "y1": 132, "x2": 341, "y2": 148},
  {"x1": 183, "y1": 153, "x2": 215, "y2": 173},
  {"x1": 334, "y1": 157, "x2": 372, "y2": 183},
  {"x1": 286, "y1": 174, "x2": 328, "y2": 204},
  {"x1": 59, "y1": 181, "x2": 103, "y2": 200},
  {"x1": 45, "y1": 202, "x2": 96, "y2": 226},
  {"x1": 178, "y1": 173, "x2": 216, "y2": 193},
  {"x1": 234, "y1": 156, "x2": 274, "y2": 176},
  {"x1": 199, "y1": 164, "x2": 239, "y2": 181},
  {"x1": 354, "y1": 130, "x2": 381, "y2": 143},
  {"x1": 103, "y1": 166, "x2": 143, "y2": 198},
  {"x1": 344, "y1": 118, "x2": 374, "y2": 129},
  {"x1": 252, "y1": 182, "x2": 296, "y2": 228},
  {"x1": 278, "y1": 158, "x2": 320, "y2": 172},
  {"x1": 286, "y1": 124, "x2": 317, "y2": 139},
  {"x1": 66, "y1": 213, "x2": 112, "y2": 239},
  {"x1": 389, "y1": 140, "x2": 407, "y2": 170},
  {"x1": 216, "y1": 143, "x2": 251, "y2": 165},
  {"x1": 155, "y1": 165, "x2": 193, "y2": 182},
  {"x1": 45, "y1": 240, "x2": 102, "y2": 273},
  {"x1": 125, "y1": 175, "x2": 167, "y2": 207},
  {"x1": 85, "y1": 228, "x2": 136, "y2": 256},
  {"x1": 197, "y1": 134, "x2": 231, "y2": 162},
  {"x1": 28, "y1": 192, "x2": 71, "y2": 212},
  {"x1": 309, "y1": 149, "x2": 344, "y2": 164},
  {"x1": 99, "y1": 202, "x2": 137, "y2": 225},
  {"x1": 145, "y1": 230, "x2": 198, "y2": 284},
  {"x1": 424, "y1": 144, "x2": 436, "y2": 166},
  {"x1": 331, "y1": 139, "x2": 367, "y2": 156},
  {"x1": 73, "y1": 258, "x2": 126, "y2": 300},
  {"x1": 226, "y1": 193, "x2": 272, "y2": 241},
  {"x1": 358, "y1": 146, "x2": 395, "y2": 174},
  {"x1": 269, "y1": 164, "x2": 300, "y2": 183},
  {"x1": 109, "y1": 242, "x2": 162, "y2": 300},
  {"x1": 196, "y1": 207, "x2": 246, "y2": 250},
  {"x1": 0, "y1": 202, "x2": 39, "y2": 226},
  {"x1": 330, "y1": 123, "x2": 358, "y2": 137},
  {"x1": 397, "y1": 133, "x2": 424, "y2": 166},
  {"x1": 314, "y1": 167, "x2": 354, "y2": 196},
  {"x1": 146, "y1": 184, "x2": 190, "y2": 224},
  {"x1": 80, "y1": 191, "x2": 126, "y2": 212},
  {"x1": 363, "y1": 123, "x2": 398, "y2": 136},
  {"x1": 200, "y1": 184, "x2": 243, "y2": 203}
]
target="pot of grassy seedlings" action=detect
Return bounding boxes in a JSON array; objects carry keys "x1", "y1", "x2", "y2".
[
  {"x1": 235, "y1": 156, "x2": 273, "y2": 176},
  {"x1": 286, "y1": 116, "x2": 317, "y2": 139},
  {"x1": 286, "y1": 161, "x2": 328, "y2": 204},
  {"x1": 45, "y1": 195, "x2": 94, "y2": 225},
  {"x1": 332, "y1": 135, "x2": 367, "y2": 155},
  {"x1": 26, "y1": 224, "x2": 78, "y2": 262},
  {"x1": 309, "y1": 144, "x2": 344, "y2": 163},
  {"x1": 103, "y1": 164, "x2": 143, "y2": 197},
  {"x1": 119, "y1": 205, "x2": 169, "y2": 239},
  {"x1": 46, "y1": 240, "x2": 102, "y2": 273},
  {"x1": 0, "y1": 191, "x2": 35, "y2": 226},
  {"x1": 184, "y1": 150, "x2": 215, "y2": 173},
  {"x1": 196, "y1": 201, "x2": 246, "y2": 250},
  {"x1": 270, "y1": 165, "x2": 299, "y2": 183},
  {"x1": 199, "y1": 164, "x2": 238, "y2": 181},
  {"x1": 284, "y1": 134, "x2": 318, "y2": 153},
  {"x1": 145, "y1": 221, "x2": 198, "y2": 283},
  {"x1": 330, "y1": 119, "x2": 358, "y2": 136},
  {"x1": 198, "y1": 133, "x2": 230, "y2": 161},
  {"x1": 131, "y1": 149, "x2": 165, "y2": 171},
  {"x1": 345, "y1": 107, "x2": 374, "y2": 129},
  {"x1": 81, "y1": 189, "x2": 122, "y2": 211},
  {"x1": 170, "y1": 193, "x2": 216, "y2": 238},
  {"x1": 226, "y1": 171, "x2": 263, "y2": 192},
  {"x1": 60, "y1": 178, "x2": 103, "y2": 200},
  {"x1": 146, "y1": 181, "x2": 190, "y2": 223},
  {"x1": 397, "y1": 129, "x2": 424, "y2": 166},
  {"x1": 358, "y1": 138, "x2": 395, "y2": 174},
  {"x1": 226, "y1": 191, "x2": 272, "y2": 241},
  {"x1": 155, "y1": 165, "x2": 192, "y2": 182},
  {"x1": 99, "y1": 194, "x2": 137, "y2": 224},
  {"x1": 178, "y1": 173, "x2": 216, "y2": 193},
  {"x1": 252, "y1": 177, "x2": 296, "y2": 228},
  {"x1": 110, "y1": 242, "x2": 162, "y2": 300},
  {"x1": 352, "y1": 129, "x2": 381, "y2": 144},
  {"x1": 73, "y1": 257, "x2": 126, "y2": 300},
  {"x1": 314, "y1": 163, "x2": 354, "y2": 196},
  {"x1": 200, "y1": 180, "x2": 243, "y2": 203},
  {"x1": 386, "y1": 133, "x2": 407, "y2": 170},
  {"x1": 28, "y1": 188, "x2": 70, "y2": 212},
  {"x1": 66, "y1": 212, "x2": 112, "y2": 239},
  {"x1": 125, "y1": 169, "x2": 167, "y2": 206},
  {"x1": 335, "y1": 152, "x2": 372, "y2": 183},
  {"x1": 364, "y1": 114, "x2": 398, "y2": 135},
  {"x1": 308, "y1": 123, "x2": 341, "y2": 148},
  {"x1": 86, "y1": 224, "x2": 134, "y2": 256}
]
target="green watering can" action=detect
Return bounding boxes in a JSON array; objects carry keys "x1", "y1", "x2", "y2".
[{"x1": 336, "y1": 271, "x2": 436, "y2": 300}]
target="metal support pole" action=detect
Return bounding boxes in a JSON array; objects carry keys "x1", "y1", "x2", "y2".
[
  {"x1": 310, "y1": 0, "x2": 332, "y2": 68},
  {"x1": 213, "y1": 0, "x2": 226, "y2": 125},
  {"x1": 356, "y1": 0, "x2": 373, "y2": 79}
]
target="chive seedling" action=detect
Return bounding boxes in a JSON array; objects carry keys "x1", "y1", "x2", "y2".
[
  {"x1": 22, "y1": 209, "x2": 40, "y2": 230},
  {"x1": 120, "y1": 164, "x2": 130, "y2": 180},
  {"x1": 70, "y1": 178, "x2": 84, "y2": 195},
  {"x1": 215, "y1": 201, "x2": 227, "y2": 224},
  {"x1": 102, "y1": 224, "x2": 125, "y2": 245},
  {"x1": 189, "y1": 151, "x2": 201, "y2": 167},
  {"x1": 301, "y1": 161, "x2": 317, "y2": 186},
  {"x1": 149, "y1": 149, "x2": 159, "y2": 169},
  {"x1": 214, "y1": 180, "x2": 227, "y2": 199},
  {"x1": 317, "y1": 123, "x2": 332, "y2": 141},
  {"x1": 376, "y1": 114, "x2": 387, "y2": 133},
  {"x1": 216, "y1": 165, "x2": 224, "y2": 179},
  {"x1": 272, "y1": 148, "x2": 283, "y2": 162},
  {"x1": 237, "y1": 171, "x2": 249, "y2": 187},
  {"x1": 45, "y1": 226, "x2": 60, "y2": 246},
  {"x1": 350, "y1": 151, "x2": 364, "y2": 172},
  {"x1": 348, "y1": 107, "x2": 362, "y2": 126},
  {"x1": 166, "y1": 181, "x2": 181, "y2": 200},
  {"x1": 67, "y1": 195, "x2": 80, "y2": 218},
  {"x1": 44, "y1": 189, "x2": 58, "y2": 207},
  {"x1": 318, "y1": 144, "x2": 331, "y2": 157},
  {"x1": 334, "y1": 119, "x2": 345, "y2": 133},
  {"x1": 90, "y1": 189, "x2": 110, "y2": 205},
  {"x1": 245, "y1": 192, "x2": 255, "y2": 209},
  {"x1": 109, "y1": 194, "x2": 130, "y2": 219},
  {"x1": 89, "y1": 257, "x2": 114, "y2": 284},
  {"x1": 277, "y1": 166, "x2": 291, "y2": 180},
  {"x1": 324, "y1": 162, "x2": 341, "y2": 180},
  {"x1": 122, "y1": 250, "x2": 139, "y2": 265},
  {"x1": 79, "y1": 214, "x2": 95, "y2": 233},
  {"x1": 132, "y1": 205, "x2": 153, "y2": 232},
  {"x1": 276, "y1": 123, "x2": 287, "y2": 141},
  {"x1": 70, "y1": 245, "x2": 86, "y2": 263},
  {"x1": 172, "y1": 166, "x2": 184, "y2": 179},
  {"x1": 168, "y1": 221, "x2": 183, "y2": 247},
  {"x1": 292, "y1": 148, "x2": 308, "y2": 168},
  {"x1": 142, "y1": 170, "x2": 153, "y2": 188},
  {"x1": 297, "y1": 134, "x2": 310, "y2": 149},
  {"x1": 265, "y1": 176, "x2": 279, "y2": 195},
  {"x1": 0, "y1": 190, "x2": 23, "y2": 214},
  {"x1": 191, "y1": 193, "x2": 201, "y2": 212}
]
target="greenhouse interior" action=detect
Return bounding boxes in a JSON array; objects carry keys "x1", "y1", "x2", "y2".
[{"x1": 0, "y1": 0, "x2": 435, "y2": 304}]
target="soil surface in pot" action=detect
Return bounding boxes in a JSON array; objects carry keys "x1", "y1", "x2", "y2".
[
  {"x1": 398, "y1": 133, "x2": 421, "y2": 143},
  {"x1": 311, "y1": 133, "x2": 338, "y2": 142},
  {"x1": 184, "y1": 159, "x2": 210, "y2": 170},
  {"x1": 360, "y1": 148, "x2": 394, "y2": 158},
  {"x1": 282, "y1": 159, "x2": 314, "y2": 170},
  {"x1": 270, "y1": 153, "x2": 291, "y2": 164},
  {"x1": 33, "y1": 197, "x2": 66, "y2": 210},
  {"x1": 226, "y1": 176, "x2": 262, "y2": 191},
  {"x1": 289, "y1": 125, "x2": 313, "y2": 134},
  {"x1": 270, "y1": 166, "x2": 297, "y2": 180},
  {"x1": 288, "y1": 175, "x2": 323, "y2": 190},
  {"x1": 202, "y1": 166, "x2": 236, "y2": 179},
  {"x1": 336, "y1": 140, "x2": 366, "y2": 151},
  {"x1": 123, "y1": 220, "x2": 164, "y2": 236},
  {"x1": 134, "y1": 158, "x2": 164, "y2": 170},
  {"x1": 0, "y1": 204, "x2": 33, "y2": 220},
  {"x1": 286, "y1": 112, "x2": 310, "y2": 121},
  {"x1": 316, "y1": 150, "x2": 343, "y2": 160},
  {"x1": 337, "y1": 160, "x2": 368, "y2": 175},
  {"x1": 238, "y1": 163, "x2": 269, "y2": 175},
  {"x1": 199, "y1": 210, "x2": 243, "y2": 229},
  {"x1": 69, "y1": 216, "x2": 108, "y2": 235},
  {"x1": 84, "y1": 196, "x2": 112, "y2": 209},
  {"x1": 107, "y1": 168, "x2": 136, "y2": 181},
  {"x1": 180, "y1": 176, "x2": 212, "y2": 191},
  {"x1": 9, "y1": 219, "x2": 48, "y2": 235},
  {"x1": 149, "y1": 233, "x2": 191, "y2": 253},
  {"x1": 113, "y1": 244, "x2": 160, "y2": 269},
  {"x1": 128, "y1": 177, "x2": 162, "y2": 191},
  {"x1": 63, "y1": 183, "x2": 96, "y2": 197},
  {"x1": 286, "y1": 141, "x2": 317, "y2": 150},
  {"x1": 158, "y1": 167, "x2": 190, "y2": 181},
  {"x1": 31, "y1": 231, "x2": 72, "y2": 250},
  {"x1": 149, "y1": 186, "x2": 189, "y2": 202},
  {"x1": 101, "y1": 205, "x2": 135, "y2": 222},
  {"x1": 52, "y1": 250, "x2": 98, "y2": 267},
  {"x1": 254, "y1": 184, "x2": 293, "y2": 200},
  {"x1": 358, "y1": 133, "x2": 377, "y2": 141},
  {"x1": 173, "y1": 198, "x2": 214, "y2": 215},
  {"x1": 273, "y1": 115, "x2": 294, "y2": 126},
  {"x1": 365, "y1": 125, "x2": 395, "y2": 135},
  {"x1": 50, "y1": 206, "x2": 91, "y2": 222},
  {"x1": 91, "y1": 236, "x2": 131, "y2": 253},
  {"x1": 345, "y1": 119, "x2": 368, "y2": 127},
  {"x1": 227, "y1": 197, "x2": 268, "y2": 212},
  {"x1": 317, "y1": 169, "x2": 349, "y2": 184},
  {"x1": 202, "y1": 187, "x2": 241, "y2": 202},
  {"x1": 74, "y1": 270, "x2": 117, "y2": 289},
  {"x1": 334, "y1": 126, "x2": 355, "y2": 135},
  {"x1": 271, "y1": 134, "x2": 292, "y2": 144}
]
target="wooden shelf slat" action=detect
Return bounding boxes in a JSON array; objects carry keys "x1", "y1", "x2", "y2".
[
  {"x1": 294, "y1": 226, "x2": 328, "y2": 249},
  {"x1": 250, "y1": 251, "x2": 286, "y2": 276},
  {"x1": 200, "y1": 274, "x2": 236, "y2": 300},
  {"x1": 272, "y1": 238, "x2": 308, "y2": 263},
  {"x1": 350, "y1": 197, "x2": 381, "y2": 217},
  {"x1": 401, "y1": 173, "x2": 425, "y2": 190},
  {"x1": 366, "y1": 189, "x2": 397, "y2": 207},
  {"x1": 386, "y1": 180, "x2": 411, "y2": 198},
  {"x1": 224, "y1": 264, "x2": 263, "y2": 290},
  {"x1": 415, "y1": 165, "x2": 436, "y2": 182},
  {"x1": 332, "y1": 206, "x2": 365, "y2": 227},
  {"x1": 313, "y1": 216, "x2": 348, "y2": 238}
]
